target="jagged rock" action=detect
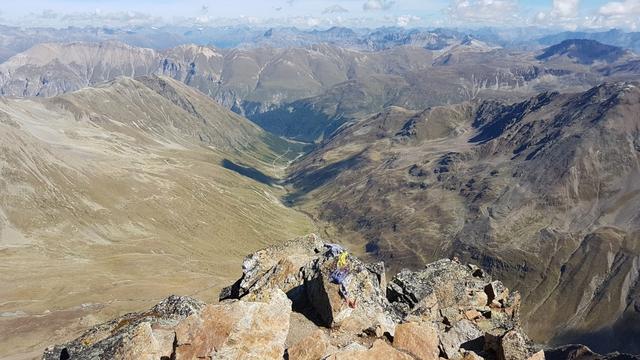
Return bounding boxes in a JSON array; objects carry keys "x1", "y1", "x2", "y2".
[
  {"x1": 112, "y1": 323, "x2": 176, "y2": 360},
  {"x1": 495, "y1": 329, "x2": 533, "y2": 360},
  {"x1": 439, "y1": 319, "x2": 484, "y2": 359},
  {"x1": 464, "y1": 309, "x2": 482, "y2": 321},
  {"x1": 387, "y1": 259, "x2": 519, "y2": 323},
  {"x1": 393, "y1": 321, "x2": 440, "y2": 360},
  {"x1": 484, "y1": 281, "x2": 509, "y2": 304},
  {"x1": 220, "y1": 234, "x2": 326, "y2": 302},
  {"x1": 42, "y1": 295, "x2": 205, "y2": 360},
  {"x1": 386, "y1": 259, "x2": 524, "y2": 359},
  {"x1": 528, "y1": 351, "x2": 546, "y2": 360},
  {"x1": 43, "y1": 235, "x2": 632, "y2": 360},
  {"x1": 328, "y1": 339, "x2": 414, "y2": 360},
  {"x1": 43, "y1": 290, "x2": 291, "y2": 360},
  {"x1": 221, "y1": 234, "x2": 396, "y2": 335},
  {"x1": 304, "y1": 250, "x2": 395, "y2": 332},
  {"x1": 484, "y1": 328, "x2": 542, "y2": 360},
  {"x1": 287, "y1": 329, "x2": 330, "y2": 360},
  {"x1": 174, "y1": 288, "x2": 291, "y2": 359}
]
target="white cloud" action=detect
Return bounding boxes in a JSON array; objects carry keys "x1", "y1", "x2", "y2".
[
  {"x1": 396, "y1": 15, "x2": 421, "y2": 27},
  {"x1": 531, "y1": 0, "x2": 582, "y2": 29},
  {"x1": 551, "y1": 0, "x2": 580, "y2": 18},
  {"x1": 323, "y1": 5, "x2": 349, "y2": 14},
  {"x1": 599, "y1": 0, "x2": 640, "y2": 16},
  {"x1": 363, "y1": 0, "x2": 395, "y2": 11},
  {"x1": 448, "y1": 0, "x2": 519, "y2": 24},
  {"x1": 585, "y1": 0, "x2": 640, "y2": 30},
  {"x1": 20, "y1": 9, "x2": 163, "y2": 28}
]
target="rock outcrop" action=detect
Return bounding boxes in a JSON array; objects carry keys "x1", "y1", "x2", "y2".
[{"x1": 43, "y1": 234, "x2": 640, "y2": 360}]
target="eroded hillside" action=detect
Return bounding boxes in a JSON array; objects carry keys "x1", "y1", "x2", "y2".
[
  {"x1": 0, "y1": 76, "x2": 315, "y2": 358},
  {"x1": 286, "y1": 82, "x2": 640, "y2": 354}
]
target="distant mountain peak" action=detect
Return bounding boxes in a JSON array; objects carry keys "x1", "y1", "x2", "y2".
[{"x1": 536, "y1": 39, "x2": 628, "y2": 64}]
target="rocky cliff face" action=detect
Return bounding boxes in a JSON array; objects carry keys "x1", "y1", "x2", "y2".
[{"x1": 42, "y1": 234, "x2": 637, "y2": 360}]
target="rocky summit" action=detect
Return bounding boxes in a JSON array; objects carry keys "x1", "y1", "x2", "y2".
[{"x1": 42, "y1": 234, "x2": 637, "y2": 360}]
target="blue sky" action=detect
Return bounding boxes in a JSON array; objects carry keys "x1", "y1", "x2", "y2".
[{"x1": 1, "y1": 0, "x2": 638, "y2": 29}]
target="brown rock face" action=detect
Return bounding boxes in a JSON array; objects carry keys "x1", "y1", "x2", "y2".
[
  {"x1": 175, "y1": 288, "x2": 291, "y2": 359},
  {"x1": 287, "y1": 329, "x2": 330, "y2": 360},
  {"x1": 328, "y1": 339, "x2": 414, "y2": 360},
  {"x1": 496, "y1": 329, "x2": 533, "y2": 360},
  {"x1": 528, "y1": 350, "x2": 546, "y2": 360},
  {"x1": 42, "y1": 291, "x2": 291, "y2": 360},
  {"x1": 393, "y1": 322, "x2": 440, "y2": 360}
]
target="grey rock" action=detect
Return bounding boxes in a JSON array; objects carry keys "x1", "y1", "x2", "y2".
[
  {"x1": 439, "y1": 319, "x2": 484, "y2": 359},
  {"x1": 42, "y1": 295, "x2": 204, "y2": 360}
]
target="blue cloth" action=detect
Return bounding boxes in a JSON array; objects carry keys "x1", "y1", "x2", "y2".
[
  {"x1": 330, "y1": 268, "x2": 352, "y2": 299},
  {"x1": 324, "y1": 243, "x2": 344, "y2": 257},
  {"x1": 330, "y1": 268, "x2": 349, "y2": 284}
]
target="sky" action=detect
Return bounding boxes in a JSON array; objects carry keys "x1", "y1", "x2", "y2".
[{"x1": 0, "y1": 0, "x2": 638, "y2": 30}]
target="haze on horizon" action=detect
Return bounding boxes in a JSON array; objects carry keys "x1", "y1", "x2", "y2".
[{"x1": 0, "y1": 0, "x2": 638, "y2": 30}]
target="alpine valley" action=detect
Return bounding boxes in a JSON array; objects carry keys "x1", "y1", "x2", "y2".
[{"x1": 0, "y1": 19, "x2": 639, "y2": 360}]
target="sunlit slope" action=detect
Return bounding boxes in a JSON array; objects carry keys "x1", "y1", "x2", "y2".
[{"x1": 0, "y1": 76, "x2": 314, "y2": 358}]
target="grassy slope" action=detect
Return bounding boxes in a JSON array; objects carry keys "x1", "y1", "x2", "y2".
[{"x1": 0, "y1": 77, "x2": 315, "y2": 358}]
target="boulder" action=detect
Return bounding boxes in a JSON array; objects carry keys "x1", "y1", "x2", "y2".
[
  {"x1": 43, "y1": 290, "x2": 292, "y2": 360},
  {"x1": 221, "y1": 234, "x2": 396, "y2": 335},
  {"x1": 387, "y1": 259, "x2": 519, "y2": 325},
  {"x1": 304, "y1": 249, "x2": 395, "y2": 332},
  {"x1": 393, "y1": 321, "x2": 440, "y2": 360},
  {"x1": 386, "y1": 259, "x2": 528, "y2": 359},
  {"x1": 484, "y1": 328, "x2": 542, "y2": 360},
  {"x1": 43, "y1": 295, "x2": 204, "y2": 360},
  {"x1": 174, "y1": 288, "x2": 291, "y2": 359},
  {"x1": 439, "y1": 319, "x2": 484, "y2": 359},
  {"x1": 497, "y1": 329, "x2": 530, "y2": 360},
  {"x1": 287, "y1": 329, "x2": 330, "y2": 360},
  {"x1": 220, "y1": 234, "x2": 325, "y2": 302},
  {"x1": 112, "y1": 323, "x2": 176, "y2": 360},
  {"x1": 463, "y1": 351, "x2": 485, "y2": 360},
  {"x1": 328, "y1": 339, "x2": 414, "y2": 360},
  {"x1": 528, "y1": 350, "x2": 546, "y2": 360}
]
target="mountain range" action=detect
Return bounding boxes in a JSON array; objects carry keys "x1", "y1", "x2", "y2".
[
  {"x1": 1, "y1": 25, "x2": 640, "y2": 359},
  {"x1": 0, "y1": 38, "x2": 638, "y2": 143},
  {"x1": 286, "y1": 81, "x2": 640, "y2": 354}
]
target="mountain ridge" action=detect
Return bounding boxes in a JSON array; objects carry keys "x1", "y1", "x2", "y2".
[
  {"x1": 2, "y1": 39, "x2": 639, "y2": 142},
  {"x1": 41, "y1": 235, "x2": 640, "y2": 360},
  {"x1": 284, "y1": 81, "x2": 640, "y2": 354}
]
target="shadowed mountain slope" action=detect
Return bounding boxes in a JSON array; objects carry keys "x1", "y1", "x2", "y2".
[
  {"x1": 536, "y1": 39, "x2": 630, "y2": 65},
  {"x1": 286, "y1": 82, "x2": 640, "y2": 354}
]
